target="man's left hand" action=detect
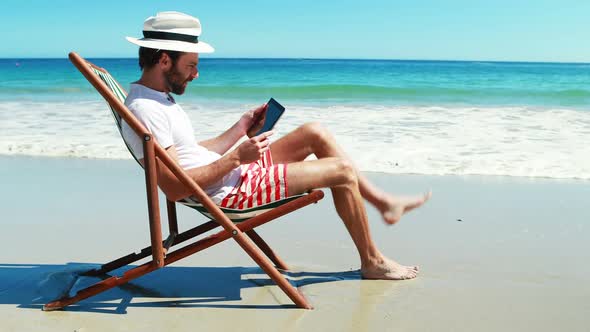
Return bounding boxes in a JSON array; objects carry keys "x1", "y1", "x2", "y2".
[{"x1": 240, "y1": 104, "x2": 268, "y2": 138}]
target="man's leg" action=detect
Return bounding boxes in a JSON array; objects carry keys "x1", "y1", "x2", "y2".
[
  {"x1": 271, "y1": 122, "x2": 431, "y2": 225},
  {"x1": 286, "y1": 157, "x2": 418, "y2": 280}
]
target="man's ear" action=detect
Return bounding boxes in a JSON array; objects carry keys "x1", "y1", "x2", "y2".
[{"x1": 158, "y1": 52, "x2": 172, "y2": 70}]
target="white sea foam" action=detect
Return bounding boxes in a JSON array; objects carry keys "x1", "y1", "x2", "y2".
[{"x1": 2, "y1": 101, "x2": 590, "y2": 179}]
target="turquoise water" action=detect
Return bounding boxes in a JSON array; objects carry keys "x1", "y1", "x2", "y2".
[
  {"x1": 1, "y1": 58, "x2": 589, "y2": 107},
  {"x1": 1, "y1": 58, "x2": 590, "y2": 178}
]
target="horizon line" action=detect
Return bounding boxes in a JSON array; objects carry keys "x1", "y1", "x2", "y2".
[{"x1": 2, "y1": 56, "x2": 589, "y2": 65}]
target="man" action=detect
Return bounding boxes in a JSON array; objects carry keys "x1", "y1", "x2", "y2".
[{"x1": 122, "y1": 12, "x2": 431, "y2": 280}]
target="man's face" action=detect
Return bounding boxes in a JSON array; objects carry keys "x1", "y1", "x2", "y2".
[{"x1": 164, "y1": 52, "x2": 199, "y2": 95}]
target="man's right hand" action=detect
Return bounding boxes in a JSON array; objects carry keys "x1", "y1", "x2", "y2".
[{"x1": 234, "y1": 131, "x2": 274, "y2": 164}]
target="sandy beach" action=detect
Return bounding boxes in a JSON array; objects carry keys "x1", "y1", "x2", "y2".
[{"x1": 0, "y1": 155, "x2": 589, "y2": 331}]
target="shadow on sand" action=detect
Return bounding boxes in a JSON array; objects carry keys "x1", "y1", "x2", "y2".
[{"x1": 0, "y1": 263, "x2": 361, "y2": 314}]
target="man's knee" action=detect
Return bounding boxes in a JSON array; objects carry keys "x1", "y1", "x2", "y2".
[
  {"x1": 300, "y1": 122, "x2": 331, "y2": 144},
  {"x1": 334, "y1": 158, "x2": 357, "y2": 185}
]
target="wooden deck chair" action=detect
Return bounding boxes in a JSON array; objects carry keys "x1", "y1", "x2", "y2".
[{"x1": 43, "y1": 52, "x2": 324, "y2": 311}]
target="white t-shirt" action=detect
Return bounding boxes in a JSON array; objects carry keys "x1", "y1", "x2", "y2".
[{"x1": 121, "y1": 83, "x2": 241, "y2": 203}]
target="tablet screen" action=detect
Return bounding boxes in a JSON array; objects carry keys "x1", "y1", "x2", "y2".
[{"x1": 256, "y1": 98, "x2": 285, "y2": 135}]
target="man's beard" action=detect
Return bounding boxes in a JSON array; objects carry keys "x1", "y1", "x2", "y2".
[{"x1": 164, "y1": 65, "x2": 189, "y2": 95}]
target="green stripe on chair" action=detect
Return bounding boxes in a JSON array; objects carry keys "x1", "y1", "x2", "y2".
[
  {"x1": 181, "y1": 194, "x2": 305, "y2": 222},
  {"x1": 91, "y1": 67, "x2": 126, "y2": 129}
]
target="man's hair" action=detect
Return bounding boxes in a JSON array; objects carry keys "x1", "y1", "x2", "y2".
[{"x1": 138, "y1": 47, "x2": 183, "y2": 70}]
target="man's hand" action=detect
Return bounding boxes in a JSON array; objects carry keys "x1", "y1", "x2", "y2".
[
  {"x1": 239, "y1": 104, "x2": 268, "y2": 138},
  {"x1": 233, "y1": 131, "x2": 274, "y2": 164}
]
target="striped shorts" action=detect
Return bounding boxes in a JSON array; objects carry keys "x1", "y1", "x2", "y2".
[{"x1": 219, "y1": 150, "x2": 289, "y2": 209}]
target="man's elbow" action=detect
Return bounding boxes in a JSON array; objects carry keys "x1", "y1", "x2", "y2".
[{"x1": 160, "y1": 183, "x2": 190, "y2": 202}]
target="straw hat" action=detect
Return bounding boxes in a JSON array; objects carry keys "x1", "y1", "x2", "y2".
[{"x1": 126, "y1": 11, "x2": 214, "y2": 53}]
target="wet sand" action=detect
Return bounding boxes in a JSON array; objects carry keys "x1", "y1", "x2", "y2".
[{"x1": 1, "y1": 156, "x2": 589, "y2": 331}]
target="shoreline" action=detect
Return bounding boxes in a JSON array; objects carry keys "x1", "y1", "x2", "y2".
[
  {"x1": 2, "y1": 154, "x2": 590, "y2": 183},
  {"x1": 2, "y1": 93, "x2": 590, "y2": 111}
]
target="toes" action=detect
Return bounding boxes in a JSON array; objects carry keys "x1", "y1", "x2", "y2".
[
  {"x1": 406, "y1": 191, "x2": 432, "y2": 211},
  {"x1": 363, "y1": 261, "x2": 420, "y2": 280},
  {"x1": 405, "y1": 266, "x2": 419, "y2": 279}
]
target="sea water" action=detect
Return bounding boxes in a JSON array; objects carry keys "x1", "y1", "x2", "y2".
[{"x1": 1, "y1": 58, "x2": 589, "y2": 179}]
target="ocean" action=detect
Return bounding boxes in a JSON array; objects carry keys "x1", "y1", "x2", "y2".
[{"x1": 1, "y1": 57, "x2": 589, "y2": 179}]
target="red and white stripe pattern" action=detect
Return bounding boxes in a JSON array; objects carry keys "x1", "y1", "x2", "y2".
[{"x1": 219, "y1": 150, "x2": 289, "y2": 209}]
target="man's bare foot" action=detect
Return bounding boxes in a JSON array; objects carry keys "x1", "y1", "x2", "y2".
[
  {"x1": 361, "y1": 257, "x2": 419, "y2": 280},
  {"x1": 378, "y1": 191, "x2": 432, "y2": 225}
]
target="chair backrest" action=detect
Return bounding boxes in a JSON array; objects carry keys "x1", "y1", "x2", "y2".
[{"x1": 87, "y1": 65, "x2": 143, "y2": 166}]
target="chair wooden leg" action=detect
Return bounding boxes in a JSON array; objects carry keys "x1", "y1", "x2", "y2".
[
  {"x1": 44, "y1": 260, "x2": 158, "y2": 311},
  {"x1": 166, "y1": 199, "x2": 179, "y2": 235},
  {"x1": 246, "y1": 230, "x2": 289, "y2": 270},
  {"x1": 231, "y1": 232, "x2": 312, "y2": 309},
  {"x1": 143, "y1": 136, "x2": 164, "y2": 268}
]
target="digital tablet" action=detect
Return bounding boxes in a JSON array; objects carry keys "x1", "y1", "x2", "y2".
[{"x1": 255, "y1": 97, "x2": 285, "y2": 136}]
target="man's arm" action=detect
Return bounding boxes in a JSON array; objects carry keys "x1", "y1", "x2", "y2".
[
  {"x1": 142, "y1": 130, "x2": 274, "y2": 202},
  {"x1": 198, "y1": 121, "x2": 245, "y2": 155},
  {"x1": 140, "y1": 145, "x2": 239, "y2": 201},
  {"x1": 198, "y1": 104, "x2": 267, "y2": 154}
]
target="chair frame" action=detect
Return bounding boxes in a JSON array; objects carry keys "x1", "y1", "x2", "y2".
[{"x1": 43, "y1": 52, "x2": 324, "y2": 311}]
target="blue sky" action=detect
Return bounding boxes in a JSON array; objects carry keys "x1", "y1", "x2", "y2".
[{"x1": 3, "y1": 0, "x2": 589, "y2": 62}]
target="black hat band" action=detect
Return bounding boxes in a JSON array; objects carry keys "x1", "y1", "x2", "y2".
[{"x1": 143, "y1": 31, "x2": 199, "y2": 43}]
